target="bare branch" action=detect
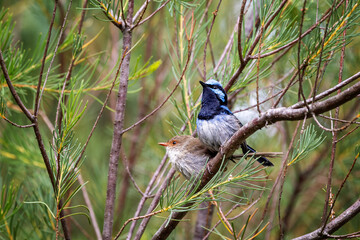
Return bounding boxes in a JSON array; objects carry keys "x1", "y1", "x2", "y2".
[
  {"x1": 37, "y1": 0, "x2": 72, "y2": 118},
  {"x1": 291, "y1": 71, "x2": 360, "y2": 109},
  {"x1": 292, "y1": 198, "x2": 360, "y2": 240},
  {"x1": 0, "y1": 114, "x2": 35, "y2": 128},
  {"x1": 237, "y1": 0, "x2": 247, "y2": 65},
  {"x1": 102, "y1": 0, "x2": 135, "y2": 238},
  {"x1": 131, "y1": 0, "x2": 150, "y2": 29},
  {"x1": 78, "y1": 173, "x2": 102, "y2": 240},
  {"x1": 34, "y1": 0, "x2": 59, "y2": 117},
  {"x1": 130, "y1": 162, "x2": 175, "y2": 240},
  {"x1": 131, "y1": 0, "x2": 171, "y2": 30}
]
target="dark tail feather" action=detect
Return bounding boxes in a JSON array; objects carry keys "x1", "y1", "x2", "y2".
[{"x1": 241, "y1": 144, "x2": 274, "y2": 167}]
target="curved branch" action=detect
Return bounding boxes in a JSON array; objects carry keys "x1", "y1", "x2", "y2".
[{"x1": 0, "y1": 51, "x2": 34, "y2": 121}]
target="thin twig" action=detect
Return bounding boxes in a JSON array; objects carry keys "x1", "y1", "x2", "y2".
[
  {"x1": 34, "y1": 0, "x2": 59, "y2": 117},
  {"x1": 321, "y1": 136, "x2": 359, "y2": 235},
  {"x1": 121, "y1": 149, "x2": 146, "y2": 197},
  {"x1": 77, "y1": 173, "x2": 102, "y2": 240},
  {"x1": 311, "y1": 0, "x2": 336, "y2": 109},
  {"x1": 121, "y1": 40, "x2": 193, "y2": 134},
  {"x1": 237, "y1": 0, "x2": 247, "y2": 66},
  {"x1": 225, "y1": 0, "x2": 289, "y2": 92},
  {"x1": 0, "y1": 114, "x2": 35, "y2": 128},
  {"x1": 291, "y1": 71, "x2": 360, "y2": 109},
  {"x1": 213, "y1": 15, "x2": 239, "y2": 73},
  {"x1": 296, "y1": 0, "x2": 310, "y2": 114},
  {"x1": 132, "y1": 0, "x2": 149, "y2": 23},
  {"x1": 130, "y1": 163, "x2": 175, "y2": 240},
  {"x1": 321, "y1": 2, "x2": 348, "y2": 229},
  {"x1": 208, "y1": 191, "x2": 233, "y2": 234},
  {"x1": 203, "y1": 0, "x2": 222, "y2": 80},
  {"x1": 37, "y1": 0, "x2": 73, "y2": 118},
  {"x1": 115, "y1": 209, "x2": 163, "y2": 239},
  {"x1": 292, "y1": 198, "x2": 360, "y2": 240},
  {"x1": 336, "y1": 125, "x2": 360, "y2": 143},
  {"x1": 131, "y1": 0, "x2": 170, "y2": 30},
  {"x1": 265, "y1": 121, "x2": 300, "y2": 239},
  {"x1": 255, "y1": 25, "x2": 263, "y2": 115},
  {"x1": 131, "y1": 0, "x2": 150, "y2": 29},
  {"x1": 76, "y1": 50, "x2": 127, "y2": 168},
  {"x1": 0, "y1": 51, "x2": 34, "y2": 120},
  {"x1": 248, "y1": 0, "x2": 345, "y2": 60},
  {"x1": 319, "y1": 114, "x2": 360, "y2": 124}
]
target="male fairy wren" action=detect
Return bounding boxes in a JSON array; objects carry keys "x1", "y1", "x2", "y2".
[
  {"x1": 196, "y1": 79, "x2": 273, "y2": 166},
  {"x1": 159, "y1": 135, "x2": 216, "y2": 180}
]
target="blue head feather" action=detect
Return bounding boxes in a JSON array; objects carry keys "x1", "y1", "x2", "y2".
[
  {"x1": 202, "y1": 79, "x2": 227, "y2": 104},
  {"x1": 198, "y1": 80, "x2": 232, "y2": 120},
  {"x1": 205, "y1": 79, "x2": 223, "y2": 87}
]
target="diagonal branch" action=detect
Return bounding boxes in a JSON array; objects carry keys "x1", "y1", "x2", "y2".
[
  {"x1": 0, "y1": 50, "x2": 34, "y2": 121},
  {"x1": 225, "y1": 0, "x2": 289, "y2": 91},
  {"x1": 131, "y1": 0, "x2": 170, "y2": 30},
  {"x1": 121, "y1": 39, "x2": 193, "y2": 134},
  {"x1": 291, "y1": 71, "x2": 360, "y2": 109},
  {"x1": 292, "y1": 198, "x2": 360, "y2": 240},
  {"x1": 152, "y1": 76, "x2": 360, "y2": 239}
]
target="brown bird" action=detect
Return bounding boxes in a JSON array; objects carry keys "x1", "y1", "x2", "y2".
[{"x1": 159, "y1": 135, "x2": 216, "y2": 180}]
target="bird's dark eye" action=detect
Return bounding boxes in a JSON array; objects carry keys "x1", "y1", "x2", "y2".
[{"x1": 172, "y1": 141, "x2": 177, "y2": 145}]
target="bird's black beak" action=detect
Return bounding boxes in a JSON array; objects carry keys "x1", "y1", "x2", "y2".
[{"x1": 199, "y1": 81, "x2": 207, "y2": 87}]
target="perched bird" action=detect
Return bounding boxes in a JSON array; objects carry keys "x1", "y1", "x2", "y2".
[
  {"x1": 196, "y1": 79, "x2": 273, "y2": 166},
  {"x1": 159, "y1": 135, "x2": 216, "y2": 180}
]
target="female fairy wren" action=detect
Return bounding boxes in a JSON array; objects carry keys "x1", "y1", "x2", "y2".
[
  {"x1": 196, "y1": 79, "x2": 273, "y2": 166},
  {"x1": 159, "y1": 135, "x2": 216, "y2": 180}
]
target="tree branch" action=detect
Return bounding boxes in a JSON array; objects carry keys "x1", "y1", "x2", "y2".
[
  {"x1": 292, "y1": 198, "x2": 360, "y2": 240},
  {"x1": 0, "y1": 51, "x2": 34, "y2": 121},
  {"x1": 152, "y1": 78, "x2": 360, "y2": 239},
  {"x1": 34, "y1": 0, "x2": 59, "y2": 117},
  {"x1": 102, "y1": 1, "x2": 134, "y2": 239}
]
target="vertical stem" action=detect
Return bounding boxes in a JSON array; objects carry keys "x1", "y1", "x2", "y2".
[
  {"x1": 321, "y1": 0, "x2": 347, "y2": 227},
  {"x1": 102, "y1": 1, "x2": 134, "y2": 239},
  {"x1": 179, "y1": 6, "x2": 193, "y2": 134}
]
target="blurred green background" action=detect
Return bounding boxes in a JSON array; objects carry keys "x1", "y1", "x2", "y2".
[{"x1": 1, "y1": 0, "x2": 360, "y2": 239}]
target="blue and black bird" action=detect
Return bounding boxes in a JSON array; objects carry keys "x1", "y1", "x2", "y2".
[{"x1": 196, "y1": 79, "x2": 273, "y2": 166}]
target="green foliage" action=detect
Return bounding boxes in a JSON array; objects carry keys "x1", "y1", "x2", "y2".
[
  {"x1": 1, "y1": 0, "x2": 360, "y2": 239},
  {"x1": 159, "y1": 156, "x2": 267, "y2": 216},
  {"x1": 0, "y1": 178, "x2": 21, "y2": 229},
  {"x1": 72, "y1": 33, "x2": 86, "y2": 58},
  {"x1": 50, "y1": 86, "x2": 88, "y2": 218},
  {"x1": 288, "y1": 124, "x2": 326, "y2": 166}
]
